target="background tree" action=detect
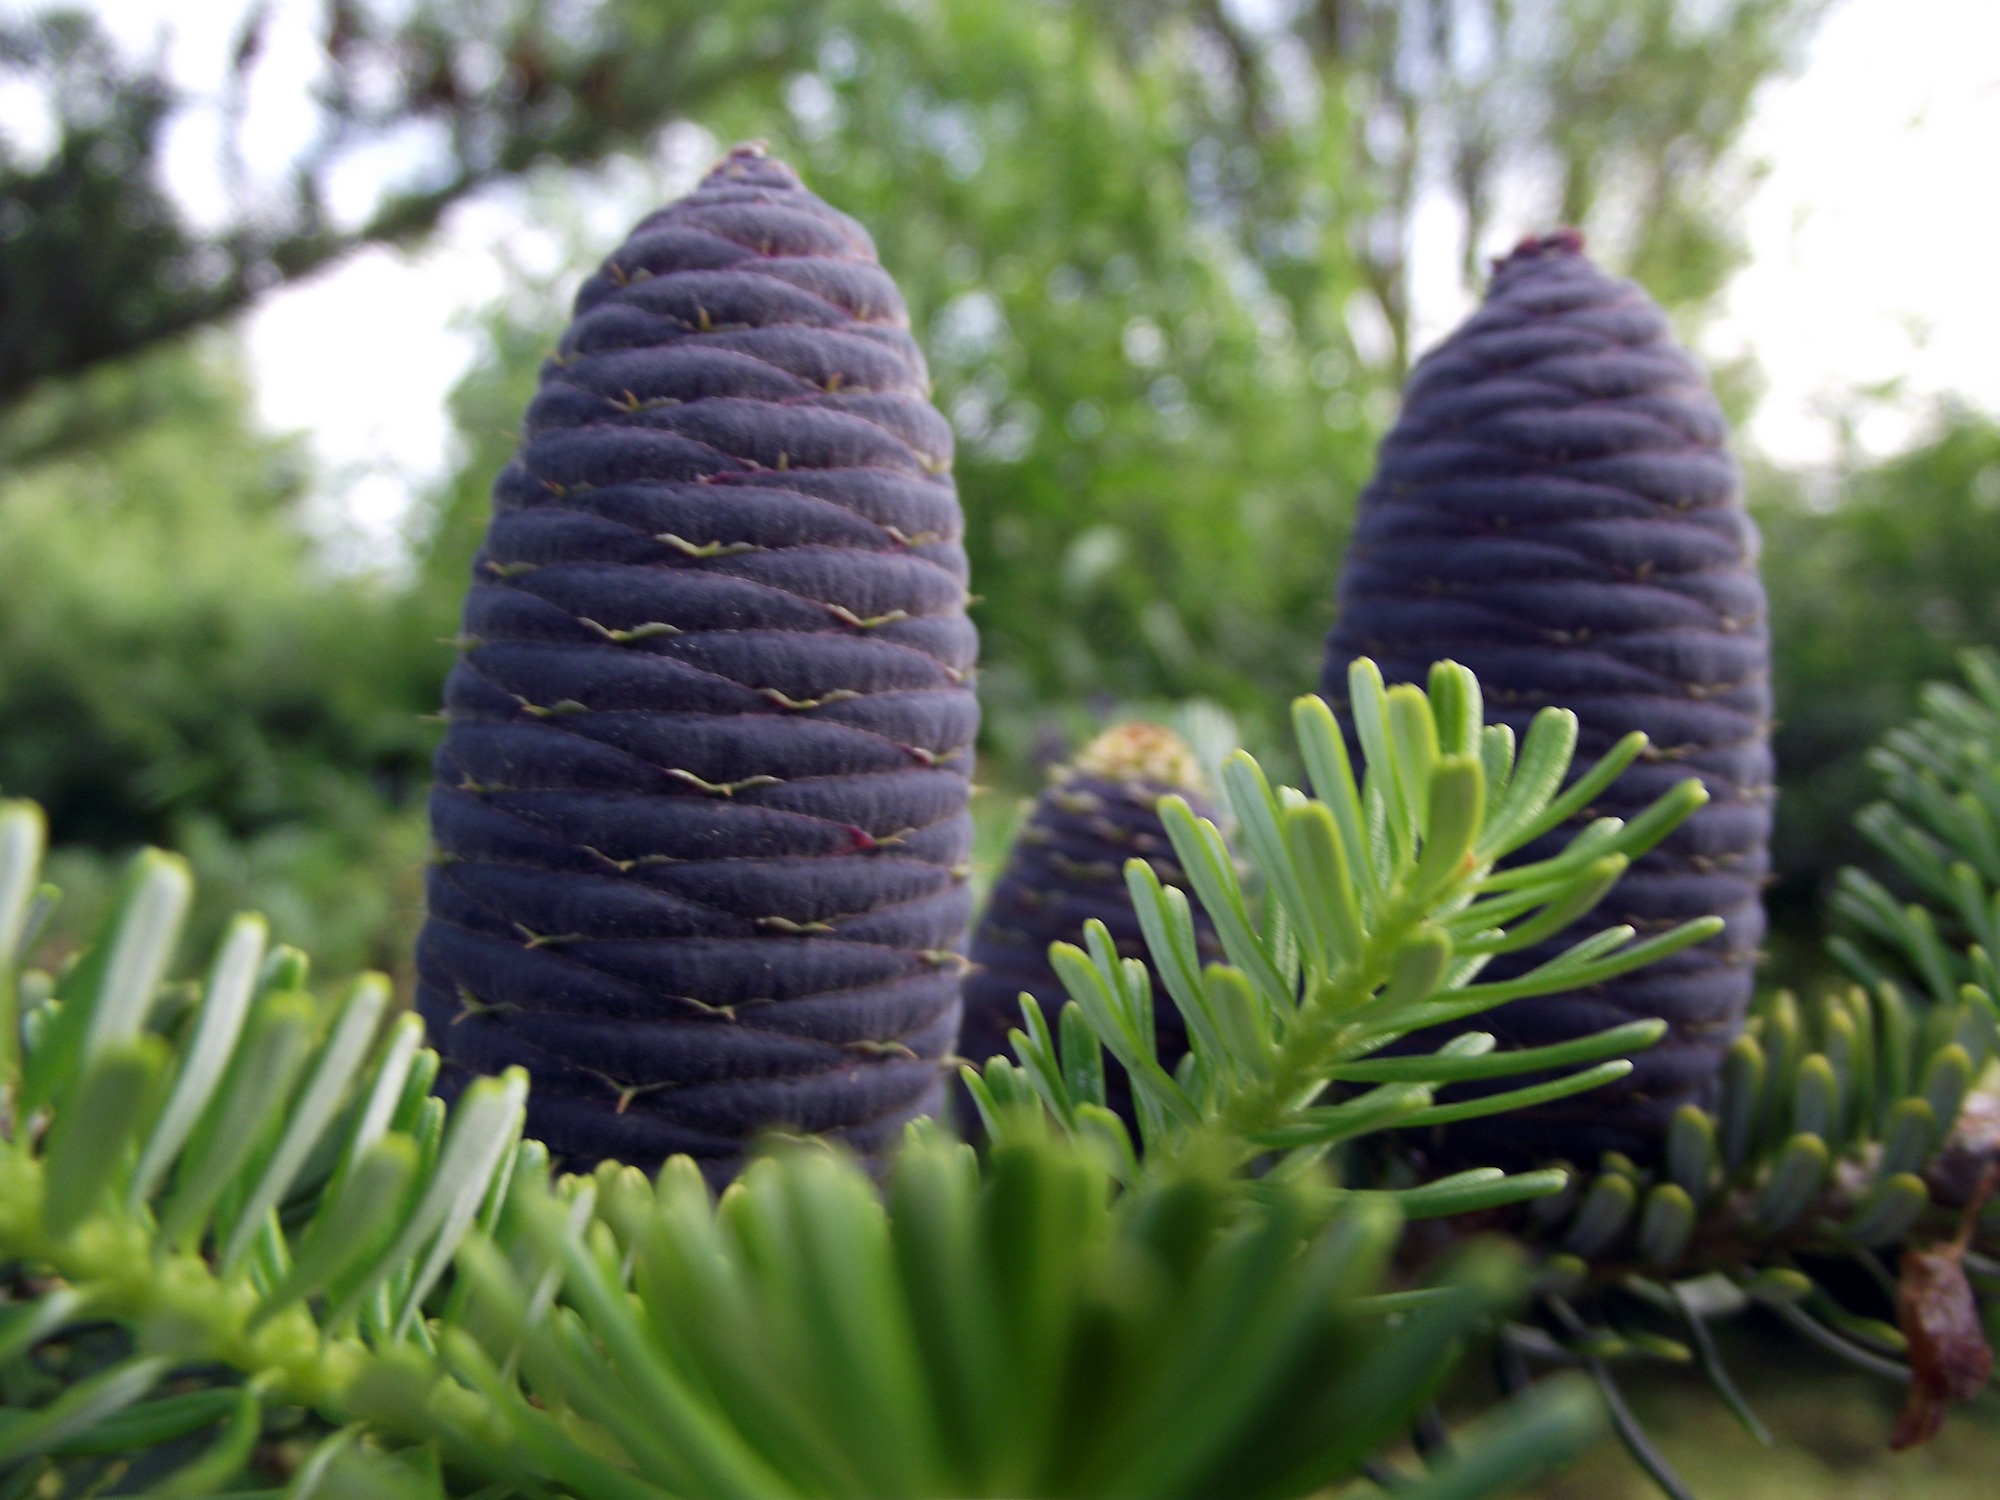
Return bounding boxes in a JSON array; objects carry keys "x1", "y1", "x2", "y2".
[
  {"x1": 1755, "y1": 409, "x2": 2000, "y2": 985},
  {"x1": 0, "y1": 0, "x2": 809, "y2": 402},
  {"x1": 0, "y1": 345, "x2": 437, "y2": 975}
]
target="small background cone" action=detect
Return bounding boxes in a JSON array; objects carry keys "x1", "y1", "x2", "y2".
[{"x1": 959, "y1": 722, "x2": 1221, "y2": 1127}]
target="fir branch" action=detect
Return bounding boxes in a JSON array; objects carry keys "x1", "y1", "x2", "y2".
[{"x1": 971, "y1": 657, "x2": 1718, "y2": 1204}]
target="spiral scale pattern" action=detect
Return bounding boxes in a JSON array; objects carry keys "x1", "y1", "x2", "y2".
[
  {"x1": 961, "y1": 725, "x2": 1221, "y2": 1124},
  {"x1": 1324, "y1": 232, "x2": 1772, "y2": 1161},
  {"x1": 417, "y1": 147, "x2": 979, "y2": 1180}
]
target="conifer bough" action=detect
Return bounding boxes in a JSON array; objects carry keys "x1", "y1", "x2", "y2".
[
  {"x1": 419, "y1": 146, "x2": 979, "y2": 1180},
  {"x1": 960, "y1": 723, "x2": 1222, "y2": 1121},
  {"x1": 1324, "y1": 232, "x2": 1773, "y2": 1160}
]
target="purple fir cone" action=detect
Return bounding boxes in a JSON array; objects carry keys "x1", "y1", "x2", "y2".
[
  {"x1": 418, "y1": 146, "x2": 980, "y2": 1183},
  {"x1": 1323, "y1": 231, "x2": 1773, "y2": 1163},
  {"x1": 960, "y1": 724, "x2": 1222, "y2": 1125}
]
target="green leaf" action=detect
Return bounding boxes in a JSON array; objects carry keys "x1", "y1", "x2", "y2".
[
  {"x1": 1291, "y1": 694, "x2": 1372, "y2": 896},
  {"x1": 1356, "y1": 1167, "x2": 1569, "y2": 1220},
  {"x1": 12, "y1": 1386, "x2": 241, "y2": 1458},
  {"x1": 1265, "y1": 1240, "x2": 1529, "y2": 1494},
  {"x1": 1635, "y1": 1183, "x2": 1695, "y2": 1269},
  {"x1": 0, "y1": 1355, "x2": 166, "y2": 1466},
  {"x1": 1922, "y1": 1042, "x2": 1973, "y2": 1134},
  {"x1": 1564, "y1": 1173, "x2": 1638, "y2": 1260},
  {"x1": 1396, "y1": 1060, "x2": 1632, "y2": 1130},
  {"x1": 389, "y1": 1068, "x2": 530, "y2": 1338},
  {"x1": 1006, "y1": 994, "x2": 1072, "y2": 1128},
  {"x1": 1719, "y1": 1033, "x2": 1766, "y2": 1173},
  {"x1": 1346, "y1": 658, "x2": 1409, "y2": 859},
  {"x1": 1840, "y1": 1172, "x2": 1929, "y2": 1249},
  {"x1": 1582, "y1": 1354, "x2": 1695, "y2": 1500},
  {"x1": 1157, "y1": 795, "x2": 1288, "y2": 1007},
  {"x1": 1665, "y1": 1105, "x2": 1717, "y2": 1208},
  {"x1": 1073, "y1": 1103, "x2": 1140, "y2": 1184},
  {"x1": 886, "y1": 1139, "x2": 1006, "y2": 1493},
  {"x1": 159, "y1": 990, "x2": 319, "y2": 1251},
  {"x1": 41, "y1": 1034, "x2": 169, "y2": 1238},
  {"x1": 80, "y1": 850, "x2": 192, "y2": 1061},
  {"x1": 1667, "y1": 1282, "x2": 1772, "y2": 1446},
  {"x1": 1761, "y1": 1300, "x2": 1911, "y2": 1383},
  {"x1": 1479, "y1": 723, "x2": 1517, "y2": 808},
  {"x1": 1049, "y1": 939, "x2": 1197, "y2": 1132},
  {"x1": 1479, "y1": 708, "x2": 1578, "y2": 857},
  {"x1": 1412, "y1": 755, "x2": 1484, "y2": 899},
  {"x1": 1593, "y1": 777, "x2": 1709, "y2": 866},
  {"x1": 1877, "y1": 1095, "x2": 1938, "y2": 1180},
  {"x1": 1427, "y1": 660, "x2": 1484, "y2": 760},
  {"x1": 1202, "y1": 964, "x2": 1274, "y2": 1082},
  {"x1": 1458, "y1": 855, "x2": 1628, "y2": 957},
  {"x1": 22, "y1": 850, "x2": 191, "y2": 1116},
  {"x1": 1089, "y1": 1195, "x2": 1400, "y2": 1497},
  {"x1": 1327, "y1": 1020, "x2": 1663, "y2": 1084},
  {"x1": 129, "y1": 913, "x2": 267, "y2": 1206},
  {"x1": 152, "y1": 1385, "x2": 262, "y2": 1497},
  {"x1": 958, "y1": 1063, "x2": 1010, "y2": 1140},
  {"x1": 1057, "y1": 1001, "x2": 1107, "y2": 1112},
  {"x1": 221, "y1": 973, "x2": 391, "y2": 1273},
  {"x1": 331, "y1": 1011, "x2": 425, "y2": 1187},
  {"x1": 1386, "y1": 682, "x2": 1440, "y2": 849},
  {"x1": 259, "y1": 1132, "x2": 421, "y2": 1322},
  {"x1": 1124, "y1": 861, "x2": 1222, "y2": 1059},
  {"x1": 1250, "y1": 1083, "x2": 1432, "y2": 1149},
  {"x1": 1514, "y1": 731, "x2": 1651, "y2": 849},
  {"x1": 1281, "y1": 800, "x2": 1365, "y2": 974},
  {"x1": 1429, "y1": 918, "x2": 1724, "y2": 1014},
  {"x1": 1223, "y1": 750, "x2": 1316, "y2": 962},
  {"x1": 0, "y1": 800, "x2": 48, "y2": 1086},
  {"x1": 0, "y1": 1289, "x2": 87, "y2": 1367},
  {"x1": 1753, "y1": 1133, "x2": 1830, "y2": 1235},
  {"x1": 1791, "y1": 1053, "x2": 1840, "y2": 1141},
  {"x1": 1376, "y1": 925, "x2": 1453, "y2": 1012},
  {"x1": 1740, "y1": 1267, "x2": 1813, "y2": 1306},
  {"x1": 390, "y1": 1046, "x2": 443, "y2": 1139},
  {"x1": 531, "y1": 1174, "x2": 806, "y2": 1499}
]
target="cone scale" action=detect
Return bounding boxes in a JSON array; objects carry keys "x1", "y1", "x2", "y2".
[
  {"x1": 418, "y1": 147, "x2": 979, "y2": 1181},
  {"x1": 960, "y1": 724, "x2": 1221, "y2": 1122},
  {"x1": 1323, "y1": 232, "x2": 1772, "y2": 1161}
]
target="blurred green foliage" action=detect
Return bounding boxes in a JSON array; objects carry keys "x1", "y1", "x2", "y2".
[
  {"x1": 0, "y1": 346, "x2": 438, "y2": 976},
  {"x1": 1755, "y1": 411, "x2": 2000, "y2": 983}
]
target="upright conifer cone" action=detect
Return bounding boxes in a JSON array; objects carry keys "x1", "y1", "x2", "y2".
[
  {"x1": 960, "y1": 724, "x2": 1221, "y2": 1121},
  {"x1": 418, "y1": 146, "x2": 979, "y2": 1182},
  {"x1": 1323, "y1": 232, "x2": 1771, "y2": 1161}
]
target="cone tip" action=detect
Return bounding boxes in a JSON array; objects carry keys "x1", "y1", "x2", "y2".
[
  {"x1": 1491, "y1": 228, "x2": 1587, "y2": 275},
  {"x1": 700, "y1": 141, "x2": 801, "y2": 191},
  {"x1": 1068, "y1": 723, "x2": 1206, "y2": 791}
]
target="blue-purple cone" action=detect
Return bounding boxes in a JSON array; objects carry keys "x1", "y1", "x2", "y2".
[
  {"x1": 417, "y1": 146, "x2": 979, "y2": 1182},
  {"x1": 1323, "y1": 232, "x2": 1772, "y2": 1162},
  {"x1": 959, "y1": 725, "x2": 1222, "y2": 1126}
]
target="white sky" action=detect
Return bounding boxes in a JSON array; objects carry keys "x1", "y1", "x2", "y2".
[
  {"x1": 20, "y1": 0, "x2": 2000, "y2": 549},
  {"x1": 1713, "y1": 0, "x2": 2000, "y2": 462},
  {"x1": 1399, "y1": 0, "x2": 2000, "y2": 465}
]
